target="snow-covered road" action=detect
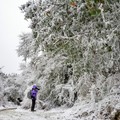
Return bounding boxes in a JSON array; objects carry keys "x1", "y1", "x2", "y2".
[{"x1": 0, "y1": 108, "x2": 76, "y2": 120}]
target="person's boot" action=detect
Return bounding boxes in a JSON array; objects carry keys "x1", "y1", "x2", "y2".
[{"x1": 31, "y1": 110, "x2": 36, "y2": 112}]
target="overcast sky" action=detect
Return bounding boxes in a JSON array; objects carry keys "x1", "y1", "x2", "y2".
[{"x1": 0, "y1": 0, "x2": 31, "y2": 74}]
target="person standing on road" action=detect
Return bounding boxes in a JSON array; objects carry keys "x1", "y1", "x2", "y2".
[{"x1": 31, "y1": 85, "x2": 39, "y2": 111}]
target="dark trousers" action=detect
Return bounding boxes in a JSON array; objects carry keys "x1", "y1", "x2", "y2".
[{"x1": 31, "y1": 99, "x2": 36, "y2": 111}]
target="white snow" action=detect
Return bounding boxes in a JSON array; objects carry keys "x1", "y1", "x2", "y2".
[
  {"x1": 0, "y1": 89, "x2": 120, "y2": 120},
  {"x1": 0, "y1": 0, "x2": 120, "y2": 120}
]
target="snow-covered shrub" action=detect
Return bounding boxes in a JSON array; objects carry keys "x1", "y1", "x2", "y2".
[
  {"x1": 0, "y1": 70, "x2": 23, "y2": 107},
  {"x1": 20, "y1": 86, "x2": 32, "y2": 109}
]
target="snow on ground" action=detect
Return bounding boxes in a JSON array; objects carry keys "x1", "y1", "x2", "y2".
[
  {"x1": 0, "y1": 91, "x2": 120, "y2": 120},
  {"x1": 0, "y1": 93, "x2": 120, "y2": 120},
  {"x1": 0, "y1": 107, "x2": 77, "y2": 120},
  {"x1": 0, "y1": 95, "x2": 120, "y2": 120}
]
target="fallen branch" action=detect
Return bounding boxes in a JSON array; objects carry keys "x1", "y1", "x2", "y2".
[{"x1": 0, "y1": 108, "x2": 17, "y2": 112}]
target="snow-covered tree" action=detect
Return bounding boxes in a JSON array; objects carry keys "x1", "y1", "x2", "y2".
[
  {"x1": 0, "y1": 69, "x2": 22, "y2": 107},
  {"x1": 19, "y1": 0, "x2": 120, "y2": 76},
  {"x1": 17, "y1": 0, "x2": 120, "y2": 111}
]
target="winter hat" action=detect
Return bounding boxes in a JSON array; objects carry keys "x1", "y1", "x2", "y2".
[{"x1": 33, "y1": 85, "x2": 36, "y2": 89}]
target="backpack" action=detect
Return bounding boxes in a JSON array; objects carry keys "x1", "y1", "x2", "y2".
[{"x1": 27, "y1": 90, "x2": 32, "y2": 99}]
